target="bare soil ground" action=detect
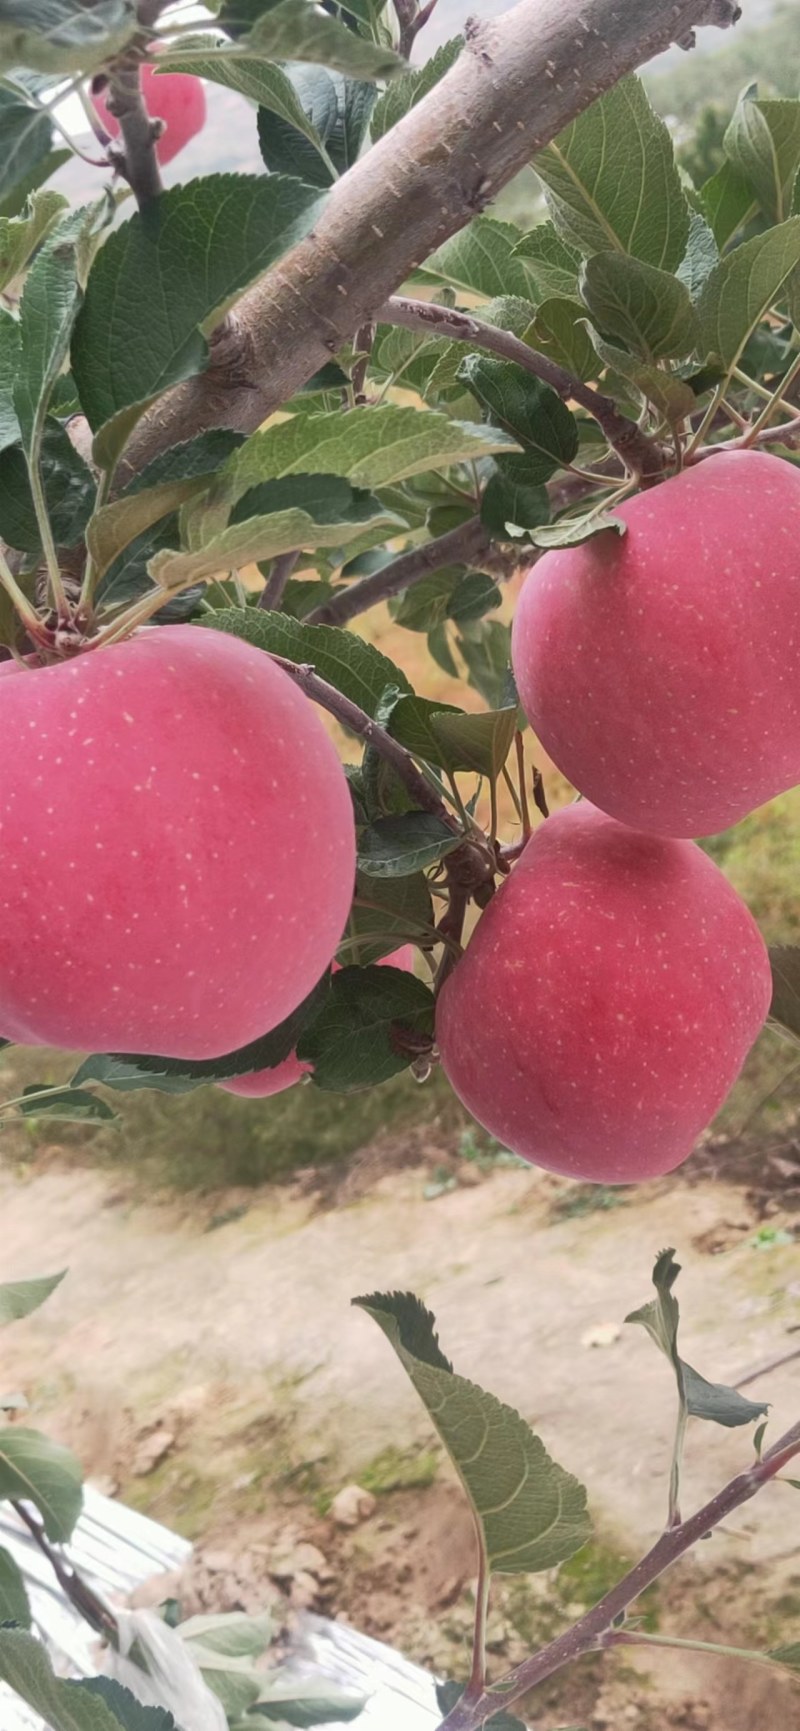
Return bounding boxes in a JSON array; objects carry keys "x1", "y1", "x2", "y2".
[{"x1": 2, "y1": 1122, "x2": 799, "y2": 1730}]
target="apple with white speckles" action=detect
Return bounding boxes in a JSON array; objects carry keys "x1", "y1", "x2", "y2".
[
  {"x1": 511, "y1": 451, "x2": 800, "y2": 838},
  {"x1": 219, "y1": 946, "x2": 416, "y2": 1099},
  {"x1": 92, "y1": 63, "x2": 206, "y2": 167},
  {"x1": 0, "y1": 626, "x2": 355, "y2": 1059},
  {"x1": 436, "y1": 802, "x2": 771, "y2": 1183}
]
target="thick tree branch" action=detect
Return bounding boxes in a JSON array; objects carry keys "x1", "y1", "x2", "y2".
[
  {"x1": 307, "y1": 516, "x2": 491, "y2": 626},
  {"x1": 437, "y1": 1416, "x2": 800, "y2": 1731},
  {"x1": 381, "y1": 297, "x2": 665, "y2": 477},
  {"x1": 121, "y1": 0, "x2": 741, "y2": 479}
]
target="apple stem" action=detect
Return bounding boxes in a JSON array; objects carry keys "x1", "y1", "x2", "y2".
[
  {"x1": 380, "y1": 297, "x2": 666, "y2": 482},
  {"x1": 435, "y1": 1420, "x2": 800, "y2": 1731},
  {"x1": 515, "y1": 733, "x2": 532, "y2": 840},
  {"x1": 465, "y1": 1547, "x2": 491, "y2": 1703}
]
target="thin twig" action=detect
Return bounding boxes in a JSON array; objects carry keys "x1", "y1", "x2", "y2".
[
  {"x1": 466, "y1": 1549, "x2": 490, "y2": 1702},
  {"x1": 103, "y1": 52, "x2": 163, "y2": 208},
  {"x1": 11, "y1": 1502, "x2": 118, "y2": 1641},
  {"x1": 381, "y1": 297, "x2": 665, "y2": 480},
  {"x1": 259, "y1": 550, "x2": 299, "y2": 611},
  {"x1": 351, "y1": 323, "x2": 375, "y2": 405},
  {"x1": 307, "y1": 517, "x2": 491, "y2": 627},
  {"x1": 437, "y1": 1418, "x2": 800, "y2": 1731},
  {"x1": 266, "y1": 654, "x2": 454, "y2": 821}
]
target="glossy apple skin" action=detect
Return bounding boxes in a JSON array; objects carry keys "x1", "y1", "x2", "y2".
[
  {"x1": 0, "y1": 627, "x2": 355, "y2": 1058},
  {"x1": 219, "y1": 946, "x2": 416, "y2": 1098},
  {"x1": 512, "y1": 451, "x2": 800, "y2": 838},
  {"x1": 92, "y1": 64, "x2": 206, "y2": 166},
  {"x1": 436, "y1": 803, "x2": 771, "y2": 1184}
]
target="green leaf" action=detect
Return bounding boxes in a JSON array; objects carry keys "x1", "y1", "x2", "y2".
[
  {"x1": 724, "y1": 88, "x2": 800, "y2": 225},
  {"x1": 180, "y1": 1611, "x2": 272, "y2": 1661},
  {"x1": 14, "y1": 204, "x2": 98, "y2": 473},
  {"x1": 447, "y1": 570, "x2": 501, "y2": 624},
  {"x1": 0, "y1": 1632, "x2": 139, "y2": 1731},
  {"x1": 297, "y1": 965, "x2": 435, "y2": 1090},
  {"x1": 700, "y1": 158, "x2": 757, "y2": 250},
  {"x1": 387, "y1": 693, "x2": 463, "y2": 764},
  {"x1": 626, "y1": 1249, "x2": 770, "y2": 1430},
  {"x1": 481, "y1": 464, "x2": 550, "y2": 538},
  {"x1": 357, "y1": 812, "x2": 460, "y2": 877},
  {"x1": 390, "y1": 566, "x2": 463, "y2": 632},
  {"x1": 206, "y1": 405, "x2": 518, "y2": 518},
  {"x1": 523, "y1": 297, "x2": 596, "y2": 381},
  {"x1": 698, "y1": 217, "x2": 800, "y2": 370},
  {"x1": 676, "y1": 212, "x2": 719, "y2": 301},
  {"x1": 511, "y1": 222, "x2": 582, "y2": 303},
  {"x1": 530, "y1": 509, "x2": 627, "y2": 550},
  {"x1": 371, "y1": 36, "x2": 462, "y2": 141},
  {"x1": 0, "y1": 421, "x2": 94, "y2": 555},
  {"x1": 416, "y1": 217, "x2": 534, "y2": 300},
  {"x1": 0, "y1": 86, "x2": 53, "y2": 208},
  {"x1": 0, "y1": 188, "x2": 67, "y2": 293},
  {"x1": 768, "y1": 1644, "x2": 800, "y2": 1670},
  {"x1": 354, "y1": 1292, "x2": 590, "y2": 1573},
  {"x1": 72, "y1": 971, "x2": 332, "y2": 1092},
  {"x1": 767, "y1": 944, "x2": 800, "y2": 1048},
  {"x1": 0, "y1": 1546, "x2": 30, "y2": 1628},
  {"x1": 535, "y1": 76, "x2": 690, "y2": 270},
  {"x1": 455, "y1": 618, "x2": 511, "y2": 707},
  {"x1": 200, "y1": 606, "x2": 412, "y2": 714},
  {"x1": 79, "y1": 1679, "x2": 177, "y2": 1731},
  {"x1": 0, "y1": 2, "x2": 137, "y2": 76},
  {"x1": 457, "y1": 355, "x2": 578, "y2": 479},
  {"x1": 72, "y1": 175, "x2": 326, "y2": 467},
  {"x1": 586, "y1": 326, "x2": 696, "y2": 426},
  {"x1": 429, "y1": 707, "x2": 518, "y2": 780},
  {"x1": 579, "y1": 254, "x2": 697, "y2": 361},
  {"x1": 257, "y1": 64, "x2": 374, "y2": 187},
  {"x1": 150, "y1": 490, "x2": 399, "y2": 593},
  {"x1": 247, "y1": 1675, "x2": 365, "y2": 1724},
  {"x1": 232, "y1": 1, "x2": 400, "y2": 79},
  {"x1": 11, "y1": 1085, "x2": 118, "y2": 1126},
  {"x1": 0, "y1": 1270, "x2": 65, "y2": 1325},
  {"x1": 345, "y1": 870, "x2": 433, "y2": 965},
  {"x1": 0, "y1": 1427, "x2": 82, "y2": 1540},
  {"x1": 0, "y1": 308, "x2": 20, "y2": 456}
]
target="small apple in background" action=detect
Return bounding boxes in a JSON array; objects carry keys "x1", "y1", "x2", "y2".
[
  {"x1": 436, "y1": 802, "x2": 771, "y2": 1184},
  {"x1": 219, "y1": 947, "x2": 416, "y2": 1099},
  {"x1": 512, "y1": 451, "x2": 800, "y2": 838},
  {"x1": 91, "y1": 63, "x2": 206, "y2": 166},
  {"x1": 0, "y1": 627, "x2": 356, "y2": 1059}
]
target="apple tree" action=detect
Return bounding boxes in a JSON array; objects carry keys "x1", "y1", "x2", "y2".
[{"x1": 0, "y1": 1, "x2": 799, "y2": 1728}]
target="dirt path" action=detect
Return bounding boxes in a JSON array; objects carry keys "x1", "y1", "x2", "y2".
[{"x1": 2, "y1": 1151, "x2": 799, "y2": 1728}]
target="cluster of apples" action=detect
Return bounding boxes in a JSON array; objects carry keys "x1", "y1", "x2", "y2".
[{"x1": 438, "y1": 451, "x2": 800, "y2": 1182}]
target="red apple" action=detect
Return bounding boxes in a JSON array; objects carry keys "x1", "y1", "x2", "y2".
[
  {"x1": 219, "y1": 945, "x2": 416, "y2": 1098},
  {"x1": 92, "y1": 63, "x2": 206, "y2": 167},
  {"x1": 512, "y1": 451, "x2": 800, "y2": 837},
  {"x1": 436, "y1": 802, "x2": 770, "y2": 1183},
  {"x1": 0, "y1": 626, "x2": 355, "y2": 1058}
]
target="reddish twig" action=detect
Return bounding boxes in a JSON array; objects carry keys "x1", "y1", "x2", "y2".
[{"x1": 307, "y1": 516, "x2": 491, "y2": 627}]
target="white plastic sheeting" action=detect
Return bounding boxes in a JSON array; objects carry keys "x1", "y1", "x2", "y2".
[{"x1": 0, "y1": 1488, "x2": 442, "y2": 1730}]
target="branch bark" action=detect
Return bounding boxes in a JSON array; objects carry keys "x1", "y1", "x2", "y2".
[
  {"x1": 436, "y1": 1416, "x2": 800, "y2": 1731},
  {"x1": 381, "y1": 297, "x2": 665, "y2": 477},
  {"x1": 104, "y1": 54, "x2": 163, "y2": 208},
  {"x1": 307, "y1": 515, "x2": 491, "y2": 626},
  {"x1": 121, "y1": 0, "x2": 741, "y2": 479}
]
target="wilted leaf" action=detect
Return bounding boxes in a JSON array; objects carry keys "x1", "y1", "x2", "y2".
[
  {"x1": 626, "y1": 1249, "x2": 769, "y2": 1429},
  {"x1": 354, "y1": 1292, "x2": 590, "y2": 1573}
]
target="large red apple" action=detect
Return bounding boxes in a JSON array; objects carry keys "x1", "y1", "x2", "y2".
[
  {"x1": 0, "y1": 626, "x2": 355, "y2": 1058},
  {"x1": 436, "y1": 802, "x2": 770, "y2": 1183},
  {"x1": 92, "y1": 63, "x2": 206, "y2": 167},
  {"x1": 219, "y1": 946, "x2": 416, "y2": 1098},
  {"x1": 512, "y1": 451, "x2": 800, "y2": 837}
]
